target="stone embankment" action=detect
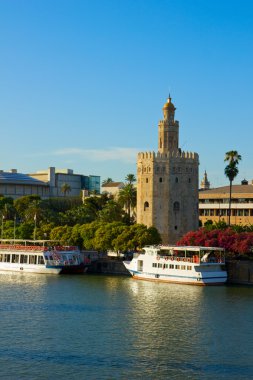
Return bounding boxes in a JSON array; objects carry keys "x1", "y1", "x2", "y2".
[
  {"x1": 226, "y1": 260, "x2": 253, "y2": 285},
  {"x1": 87, "y1": 258, "x2": 129, "y2": 275}
]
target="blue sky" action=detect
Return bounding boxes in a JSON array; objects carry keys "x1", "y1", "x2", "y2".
[{"x1": 0, "y1": 0, "x2": 252, "y2": 187}]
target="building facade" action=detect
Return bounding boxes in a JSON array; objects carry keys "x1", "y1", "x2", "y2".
[
  {"x1": 0, "y1": 170, "x2": 49, "y2": 199},
  {"x1": 29, "y1": 167, "x2": 100, "y2": 197},
  {"x1": 101, "y1": 182, "x2": 125, "y2": 197},
  {"x1": 137, "y1": 97, "x2": 199, "y2": 244},
  {"x1": 199, "y1": 180, "x2": 253, "y2": 226}
]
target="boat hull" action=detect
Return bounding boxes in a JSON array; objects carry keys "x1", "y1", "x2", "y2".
[{"x1": 131, "y1": 273, "x2": 227, "y2": 286}]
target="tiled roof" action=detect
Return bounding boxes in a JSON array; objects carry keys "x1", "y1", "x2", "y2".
[
  {"x1": 0, "y1": 172, "x2": 48, "y2": 186},
  {"x1": 102, "y1": 182, "x2": 124, "y2": 188},
  {"x1": 199, "y1": 184, "x2": 253, "y2": 195}
]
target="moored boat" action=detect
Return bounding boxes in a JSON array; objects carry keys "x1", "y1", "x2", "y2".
[
  {"x1": 123, "y1": 245, "x2": 227, "y2": 285},
  {"x1": 0, "y1": 240, "x2": 86, "y2": 274}
]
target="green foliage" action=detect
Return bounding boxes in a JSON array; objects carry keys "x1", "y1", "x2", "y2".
[{"x1": 97, "y1": 200, "x2": 128, "y2": 223}]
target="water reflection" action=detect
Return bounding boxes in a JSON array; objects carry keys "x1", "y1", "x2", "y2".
[{"x1": 0, "y1": 274, "x2": 252, "y2": 379}]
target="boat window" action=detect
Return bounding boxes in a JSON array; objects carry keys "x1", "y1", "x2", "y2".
[
  {"x1": 20, "y1": 255, "x2": 28, "y2": 264},
  {"x1": 29, "y1": 255, "x2": 36, "y2": 265},
  {"x1": 181, "y1": 265, "x2": 186, "y2": 270},
  {"x1": 11, "y1": 254, "x2": 19, "y2": 263},
  {"x1": 169, "y1": 264, "x2": 174, "y2": 269},
  {"x1": 164, "y1": 264, "x2": 168, "y2": 269},
  {"x1": 187, "y1": 266, "x2": 192, "y2": 270},
  {"x1": 152, "y1": 263, "x2": 157, "y2": 268},
  {"x1": 158, "y1": 263, "x2": 163, "y2": 268},
  {"x1": 4, "y1": 254, "x2": 10, "y2": 263},
  {"x1": 37, "y1": 256, "x2": 45, "y2": 265},
  {"x1": 0, "y1": 254, "x2": 3, "y2": 262},
  {"x1": 175, "y1": 265, "x2": 180, "y2": 269}
]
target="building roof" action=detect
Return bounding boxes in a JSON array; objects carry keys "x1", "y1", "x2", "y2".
[
  {"x1": 0, "y1": 172, "x2": 48, "y2": 186},
  {"x1": 199, "y1": 184, "x2": 253, "y2": 196},
  {"x1": 101, "y1": 182, "x2": 124, "y2": 188}
]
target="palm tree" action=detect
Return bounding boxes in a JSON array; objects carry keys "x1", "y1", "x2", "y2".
[
  {"x1": 224, "y1": 150, "x2": 242, "y2": 225},
  {"x1": 102, "y1": 178, "x2": 113, "y2": 186},
  {"x1": 118, "y1": 183, "x2": 137, "y2": 222},
  {"x1": 125, "y1": 174, "x2": 136, "y2": 185},
  {"x1": 61, "y1": 183, "x2": 71, "y2": 197}
]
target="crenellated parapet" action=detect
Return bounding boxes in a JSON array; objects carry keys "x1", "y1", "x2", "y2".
[{"x1": 137, "y1": 150, "x2": 199, "y2": 161}]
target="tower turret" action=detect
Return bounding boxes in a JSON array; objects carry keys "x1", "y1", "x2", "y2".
[{"x1": 158, "y1": 96, "x2": 179, "y2": 154}]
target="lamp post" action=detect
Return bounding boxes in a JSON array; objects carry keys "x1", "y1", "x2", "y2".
[
  {"x1": 14, "y1": 215, "x2": 16, "y2": 242},
  {"x1": 34, "y1": 214, "x2": 37, "y2": 241},
  {"x1": 1, "y1": 215, "x2": 5, "y2": 241}
]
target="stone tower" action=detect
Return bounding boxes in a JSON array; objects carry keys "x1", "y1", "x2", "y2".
[
  {"x1": 200, "y1": 170, "x2": 210, "y2": 190},
  {"x1": 137, "y1": 96, "x2": 199, "y2": 244}
]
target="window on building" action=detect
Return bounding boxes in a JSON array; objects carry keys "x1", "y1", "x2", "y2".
[
  {"x1": 146, "y1": 178, "x2": 148, "y2": 183},
  {"x1": 159, "y1": 177, "x2": 163, "y2": 183},
  {"x1": 173, "y1": 202, "x2": 180, "y2": 212},
  {"x1": 175, "y1": 177, "x2": 179, "y2": 183},
  {"x1": 188, "y1": 178, "x2": 191, "y2": 183},
  {"x1": 144, "y1": 201, "x2": 149, "y2": 211}
]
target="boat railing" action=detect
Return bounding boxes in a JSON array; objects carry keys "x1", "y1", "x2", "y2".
[
  {"x1": 156, "y1": 255, "x2": 225, "y2": 264},
  {"x1": 0, "y1": 244, "x2": 47, "y2": 251}
]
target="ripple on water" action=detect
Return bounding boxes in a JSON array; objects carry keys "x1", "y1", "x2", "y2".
[{"x1": 0, "y1": 274, "x2": 253, "y2": 379}]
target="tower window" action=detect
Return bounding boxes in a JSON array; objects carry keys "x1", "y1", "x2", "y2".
[
  {"x1": 146, "y1": 178, "x2": 148, "y2": 183},
  {"x1": 159, "y1": 177, "x2": 163, "y2": 183},
  {"x1": 144, "y1": 201, "x2": 149, "y2": 211},
  {"x1": 173, "y1": 202, "x2": 180, "y2": 212}
]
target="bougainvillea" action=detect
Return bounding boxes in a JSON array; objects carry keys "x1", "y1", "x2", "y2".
[{"x1": 177, "y1": 228, "x2": 253, "y2": 256}]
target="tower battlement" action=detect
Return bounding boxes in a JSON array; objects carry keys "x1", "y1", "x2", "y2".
[{"x1": 137, "y1": 151, "x2": 199, "y2": 161}]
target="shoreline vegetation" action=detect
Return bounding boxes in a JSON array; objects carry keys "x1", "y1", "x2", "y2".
[{"x1": 0, "y1": 190, "x2": 252, "y2": 259}]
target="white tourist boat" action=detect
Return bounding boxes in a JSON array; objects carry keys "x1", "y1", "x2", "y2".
[
  {"x1": 123, "y1": 245, "x2": 227, "y2": 285},
  {"x1": 0, "y1": 240, "x2": 86, "y2": 274}
]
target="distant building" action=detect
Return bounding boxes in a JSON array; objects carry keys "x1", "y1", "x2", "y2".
[
  {"x1": 199, "y1": 179, "x2": 253, "y2": 225},
  {"x1": 101, "y1": 182, "x2": 124, "y2": 197},
  {"x1": 137, "y1": 96, "x2": 199, "y2": 244},
  {"x1": 200, "y1": 170, "x2": 210, "y2": 190},
  {"x1": 0, "y1": 167, "x2": 100, "y2": 200},
  {"x1": 0, "y1": 169, "x2": 49, "y2": 199},
  {"x1": 29, "y1": 167, "x2": 100, "y2": 197}
]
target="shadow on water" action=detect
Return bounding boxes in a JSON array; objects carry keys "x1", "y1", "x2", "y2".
[{"x1": 0, "y1": 273, "x2": 252, "y2": 379}]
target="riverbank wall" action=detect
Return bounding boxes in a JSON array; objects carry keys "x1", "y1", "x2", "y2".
[
  {"x1": 226, "y1": 260, "x2": 253, "y2": 285},
  {"x1": 87, "y1": 258, "x2": 129, "y2": 275}
]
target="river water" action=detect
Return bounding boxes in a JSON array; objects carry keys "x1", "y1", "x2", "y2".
[{"x1": 0, "y1": 273, "x2": 253, "y2": 380}]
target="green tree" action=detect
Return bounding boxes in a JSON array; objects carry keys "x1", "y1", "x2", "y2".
[
  {"x1": 93, "y1": 222, "x2": 126, "y2": 251},
  {"x1": 118, "y1": 183, "x2": 137, "y2": 222},
  {"x1": 97, "y1": 200, "x2": 128, "y2": 223},
  {"x1": 125, "y1": 174, "x2": 136, "y2": 184},
  {"x1": 224, "y1": 150, "x2": 242, "y2": 225},
  {"x1": 14, "y1": 195, "x2": 41, "y2": 221},
  {"x1": 102, "y1": 178, "x2": 113, "y2": 186},
  {"x1": 79, "y1": 221, "x2": 101, "y2": 249},
  {"x1": 61, "y1": 183, "x2": 72, "y2": 197},
  {"x1": 50, "y1": 225, "x2": 73, "y2": 244}
]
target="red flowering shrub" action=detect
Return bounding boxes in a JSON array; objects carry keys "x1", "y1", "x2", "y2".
[{"x1": 177, "y1": 228, "x2": 253, "y2": 257}]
